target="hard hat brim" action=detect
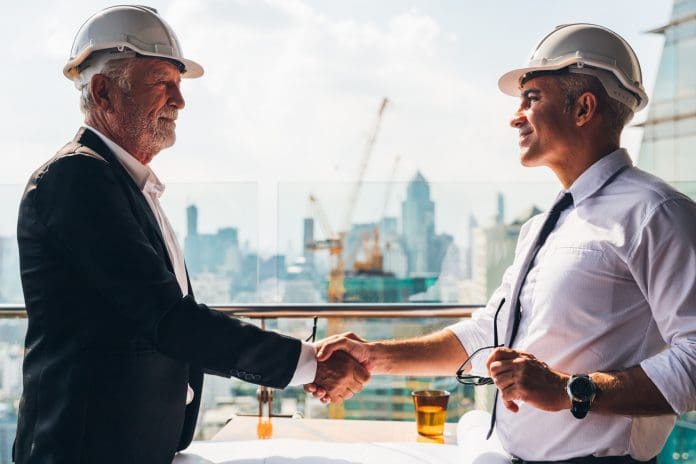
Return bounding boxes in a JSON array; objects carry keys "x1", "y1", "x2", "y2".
[
  {"x1": 497, "y1": 54, "x2": 586, "y2": 97},
  {"x1": 176, "y1": 57, "x2": 204, "y2": 79},
  {"x1": 63, "y1": 45, "x2": 204, "y2": 80},
  {"x1": 498, "y1": 66, "x2": 547, "y2": 97},
  {"x1": 498, "y1": 61, "x2": 648, "y2": 111}
]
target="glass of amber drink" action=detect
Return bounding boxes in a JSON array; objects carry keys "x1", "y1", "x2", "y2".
[{"x1": 411, "y1": 390, "x2": 449, "y2": 437}]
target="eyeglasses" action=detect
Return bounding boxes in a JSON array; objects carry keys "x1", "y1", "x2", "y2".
[{"x1": 456, "y1": 298, "x2": 506, "y2": 386}]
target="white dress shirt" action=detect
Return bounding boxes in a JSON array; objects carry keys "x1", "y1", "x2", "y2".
[
  {"x1": 84, "y1": 126, "x2": 317, "y2": 399},
  {"x1": 448, "y1": 149, "x2": 696, "y2": 461}
]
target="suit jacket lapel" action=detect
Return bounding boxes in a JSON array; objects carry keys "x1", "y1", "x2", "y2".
[{"x1": 74, "y1": 128, "x2": 175, "y2": 274}]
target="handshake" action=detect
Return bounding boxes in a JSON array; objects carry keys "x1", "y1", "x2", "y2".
[{"x1": 304, "y1": 332, "x2": 376, "y2": 404}]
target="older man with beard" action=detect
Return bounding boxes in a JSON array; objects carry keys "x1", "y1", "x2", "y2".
[{"x1": 14, "y1": 6, "x2": 368, "y2": 464}]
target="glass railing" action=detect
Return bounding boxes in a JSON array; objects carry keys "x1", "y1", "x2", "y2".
[
  {"x1": 1, "y1": 179, "x2": 695, "y2": 463},
  {"x1": 189, "y1": 306, "x2": 480, "y2": 439}
]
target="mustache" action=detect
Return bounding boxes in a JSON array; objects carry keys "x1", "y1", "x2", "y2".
[{"x1": 159, "y1": 109, "x2": 178, "y2": 121}]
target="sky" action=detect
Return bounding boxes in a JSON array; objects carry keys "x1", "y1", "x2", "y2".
[{"x1": 0, "y1": 0, "x2": 675, "y2": 254}]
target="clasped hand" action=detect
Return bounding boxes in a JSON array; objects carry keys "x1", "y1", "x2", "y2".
[{"x1": 305, "y1": 332, "x2": 372, "y2": 404}]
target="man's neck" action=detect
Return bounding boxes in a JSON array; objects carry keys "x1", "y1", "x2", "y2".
[
  {"x1": 84, "y1": 115, "x2": 153, "y2": 164},
  {"x1": 552, "y1": 140, "x2": 620, "y2": 189}
]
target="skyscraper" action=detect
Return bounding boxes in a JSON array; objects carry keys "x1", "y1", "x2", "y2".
[
  {"x1": 302, "y1": 217, "x2": 315, "y2": 270},
  {"x1": 401, "y1": 171, "x2": 435, "y2": 275},
  {"x1": 637, "y1": 0, "x2": 696, "y2": 198}
]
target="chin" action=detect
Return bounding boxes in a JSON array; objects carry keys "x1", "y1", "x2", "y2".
[
  {"x1": 163, "y1": 135, "x2": 176, "y2": 148},
  {"x1": 519, "y1": 147, "x2": 543, "y2": 167},
  {"x1": 156, "y1": 131, "x2": 177, "y2": 150}
]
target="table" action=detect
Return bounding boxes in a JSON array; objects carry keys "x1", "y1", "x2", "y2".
[
  {"x1": 211, "y1": 416, "x2": 458, "y2": 445},
  {"x1": 175, "y1": 412, "x2": 510, "y2": 463}
]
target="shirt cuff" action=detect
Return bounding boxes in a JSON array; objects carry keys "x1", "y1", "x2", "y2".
[
  {"x1": 446, "y1": 320, "x2": 491, "y2": 376},
  {"x1": 186, "y1": 383, "x2": 194, "y2": 405},
  {"x1": 287, "y1": 341, "x2": 318, "y2": 386},
  {"x1": 640, "y1": 344, "x2": 696, "y2": 415}
]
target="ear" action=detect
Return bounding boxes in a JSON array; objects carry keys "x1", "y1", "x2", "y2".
[
  {"x1": 574, "y1": 92, "x2": 598, "y2": 127},
  {"x1": 90, "y1": 74, "x2": 114, "y2": 112}
]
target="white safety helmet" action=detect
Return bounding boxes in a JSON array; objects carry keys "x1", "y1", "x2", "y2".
[
  {"x1": 63, "y1": 5, "x2": 203, "y2": 87},
  {"x1": 498, "y1": 23, "x2": 648, "y2": 112}
]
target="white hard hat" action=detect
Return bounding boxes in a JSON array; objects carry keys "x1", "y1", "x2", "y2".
[
  {"x1": 63, "y1": 5, "x2": 203, "y2": 82},
  {"x1": 498, "y1": 23, "x2": 648, "y2": 111}
]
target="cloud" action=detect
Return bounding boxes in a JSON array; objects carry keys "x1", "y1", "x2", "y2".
[{"x1": 162, "y1": 0, "x2": 504, "y2": 187}]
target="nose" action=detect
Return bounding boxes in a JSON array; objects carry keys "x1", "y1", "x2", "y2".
[
  {"x1": 168, "y1": 82, "x2": 185, "y2": 110},
  {"x1": 510, "y1": 108, "x2": 526, "y2": 129}
]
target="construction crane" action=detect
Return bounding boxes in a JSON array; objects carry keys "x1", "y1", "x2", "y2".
[
  {"x1": 305, "y1": 195, "x2": 345, "y2": 303},
  {"x1": 305, "y1": 97, "x2": 390, "y2": 302},
  {"x1": 352, "y1": 154, "x2": 400, "y2": 275},
  {"x1": 342, "y1": 97, "x2": 389, "y2": 233}
]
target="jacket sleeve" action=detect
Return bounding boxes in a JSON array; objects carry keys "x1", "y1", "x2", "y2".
[{"x1": 33, "y1": 154, "x2": 300, "y2": 388}]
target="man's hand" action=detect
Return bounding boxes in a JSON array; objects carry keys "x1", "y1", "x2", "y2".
[
  {"x1": 309, "y1": 350, "x2": 371, "y2": 404},
  {"x1": 317, "y1": 332, "x2": 373, "y2": 368},
  {"x1": 486, "y1": 347, "x2": 570, "y2": 413},
  {"x1": 304, "y1": 332, "x2": 373, "y2": 402}
]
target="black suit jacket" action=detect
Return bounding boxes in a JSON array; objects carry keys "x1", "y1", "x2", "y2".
[{"x1": 14, "y1": 128, "x2": 301, "y2": 463}]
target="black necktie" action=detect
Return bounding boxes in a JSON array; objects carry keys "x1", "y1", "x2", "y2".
[{"x1": 487, "y1": 192, "x2": 574, "y2": 439}]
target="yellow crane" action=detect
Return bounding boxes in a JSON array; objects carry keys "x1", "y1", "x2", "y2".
[
  {"x1": 306, "y1": 97, "x2": 390, "y2": 302},
  {"x1": 352, "y1": 154, "x2": 400, "y2": 275},
  {"x1": 306, "y1": 195, "x2": 345, "y2": 303}
]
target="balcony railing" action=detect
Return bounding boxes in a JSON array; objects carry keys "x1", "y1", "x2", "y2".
[{"x1": 0, "y1": 304, "x2": 483, "y2": 460}]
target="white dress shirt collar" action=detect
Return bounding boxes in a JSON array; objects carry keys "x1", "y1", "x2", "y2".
[
  {"x1": 567, "y1": 148, "x2": 632, "y2": 207},
  {"x1": 82, "y1": 124, "x2": 165, "y2": 196}
]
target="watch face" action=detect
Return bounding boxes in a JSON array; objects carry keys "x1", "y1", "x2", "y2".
[{"x1": 570, "y1": 376, "x2": 595, "y2": 401}]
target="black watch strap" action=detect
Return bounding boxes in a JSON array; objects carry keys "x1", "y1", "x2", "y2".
[
  {"x1": 570, "y1": 399, "x2": 591, "y2": 419},
  {"x1": 567, "y1": 374, "x2": 596, "y2": 419}
]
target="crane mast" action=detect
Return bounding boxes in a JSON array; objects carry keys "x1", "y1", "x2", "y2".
[{"x1": 305, "y1": 97, "x2": 390, "y2": 302}]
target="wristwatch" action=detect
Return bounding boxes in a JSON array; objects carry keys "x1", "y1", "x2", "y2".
[{"x1": 566, "y1": 374, "x2": 596, "y2": 419}]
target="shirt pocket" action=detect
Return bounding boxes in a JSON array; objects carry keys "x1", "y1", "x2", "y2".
[
  {"x1": 543, "y1": 246, "x2": 605, "y2": 271},
  {"x1": 533, "y1": 246, "x2": 611, "y2": 328}
]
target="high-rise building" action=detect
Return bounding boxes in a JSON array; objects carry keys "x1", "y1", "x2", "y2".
[
  {"x1": 0, "y1": 237, "x2": 21, "y2": 304},
  {"x1": 496, "y1": 192, "x2": 505, "y2": 225},
  {"x1": 302, "y1": 218, "x2": 315, "y2": 270},
  {"x1": 462, "y1": 214, "x2": 478, "y2": 280},
  {"x1": 471, "y1": 204, "x2": 541, "y2": 302},
  {"x1": 400, "y1": 171, "x2": 455, "y2": 278},
  {"x1": 637, "y1": 0, "x2": 696, "y2": 199},
  {"x1": 401, "y1": 172, "x2": 435, "y2": 275},
  {"x1": 184, "y1": 205, "x2": 241, "y2": 275}
]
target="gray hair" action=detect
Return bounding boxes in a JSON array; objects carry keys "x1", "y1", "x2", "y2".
[
  {"x1": 79, "y1": 56, "x2": 134, "y2": 114},
  {"x1": 556, "y1": 73, "x2": 634, "y2": 138}
]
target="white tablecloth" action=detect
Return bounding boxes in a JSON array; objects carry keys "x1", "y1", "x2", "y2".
[{"x1": 174, "y1": 411, "x2": 510, "y2": 464}]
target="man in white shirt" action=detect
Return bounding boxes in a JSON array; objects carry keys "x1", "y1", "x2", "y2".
[
  {"x1": 309, "y1": 24, "x2": 696, "y2": 463},
  {"x1": 15, "y1": 6, "x2": 366, "y2": 464}
]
